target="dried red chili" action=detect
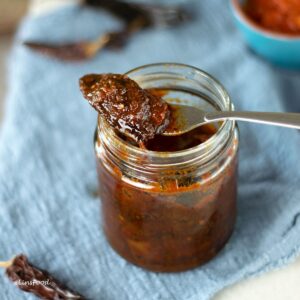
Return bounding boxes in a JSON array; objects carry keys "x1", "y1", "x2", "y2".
[
  {"x1": 24, "y1": 1, "x2": 190, "y2": 61},
  {"x1": 23, "y1": 40, "x2": 106, "y2": 61},
  {"x1": 23, "y1": 19, "x2": 145, "y2": 61},
  {"x1": 2, "y1": 254, "x2": 84, "y2": 300}
]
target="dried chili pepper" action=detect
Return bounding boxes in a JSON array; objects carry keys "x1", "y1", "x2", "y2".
[
  {"x1": 1, "y1": 254, "x2": 85, "y2": 300},
  {"x1": 23, "y1": 16, "x2": 145, "y2": 61},
  {"x1": 24, "y1": 37, "x2": 109, "y2": 61},
  {"x1": 23, "y1": 0, "x2": 191, "y2": 61}
]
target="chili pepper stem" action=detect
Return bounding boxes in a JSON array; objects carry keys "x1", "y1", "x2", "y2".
[
  {"x1": 86, "y1": 33, "x2": 110, "y2": 57},
  {"x1": 0, "y1": 259, "x2": 13, "y2": 268}
]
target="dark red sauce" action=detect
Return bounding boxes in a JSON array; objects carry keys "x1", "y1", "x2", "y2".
[{"x1": 244, "y1": 0, "x2": 300, "y2": 34}]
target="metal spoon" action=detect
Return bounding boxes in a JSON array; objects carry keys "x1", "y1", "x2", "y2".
[{"x1": 163, "y1": 104, "x2": 300, "y2": 136}]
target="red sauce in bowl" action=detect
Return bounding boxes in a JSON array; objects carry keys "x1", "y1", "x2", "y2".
[{"x1": 244, "y1": 0, "x2": 300, "y2": 35}]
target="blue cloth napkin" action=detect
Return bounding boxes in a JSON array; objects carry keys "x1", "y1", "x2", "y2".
[{"x1": 1, "y1": 1, "x2": 300, "y2": 299}]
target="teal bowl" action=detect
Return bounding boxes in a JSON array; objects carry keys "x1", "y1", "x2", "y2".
[{"x1": 230, "y1": 0, "x2": 300, "y2": 68}]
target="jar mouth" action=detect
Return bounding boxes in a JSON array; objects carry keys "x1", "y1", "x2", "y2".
[{"x1": 98, "y1": 63, "x2": 235, "y2": 165}]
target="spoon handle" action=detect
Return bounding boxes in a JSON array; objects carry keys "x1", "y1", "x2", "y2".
[{"x1": 205, "y1": 111, "x2": 300, "y2": 129}]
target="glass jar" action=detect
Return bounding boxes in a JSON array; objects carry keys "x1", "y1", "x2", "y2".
[{"x1": 95, "y1": 63, "x2": 239, "y2": 272}]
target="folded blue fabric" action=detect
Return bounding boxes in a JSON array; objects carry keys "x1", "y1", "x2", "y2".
[{"x1": 1, "y1": 1, "x2": 300, "y2": 299}]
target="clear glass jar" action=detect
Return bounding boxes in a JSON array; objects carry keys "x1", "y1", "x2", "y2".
[{"x1": 95, "y1": 63, "x2": 239, "y2": 272}]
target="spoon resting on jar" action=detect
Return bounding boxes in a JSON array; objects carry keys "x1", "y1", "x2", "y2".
[
  {"x1": 79, "y1": 73, "x2": 300, "y2": 143},
  {"x1": 162, "y1": 105, "x2": 300, "y2": 136}
]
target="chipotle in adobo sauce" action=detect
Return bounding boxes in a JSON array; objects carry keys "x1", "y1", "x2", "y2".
[{"x1": 80, "y1": 71, "x2": 238, "y2": 272}]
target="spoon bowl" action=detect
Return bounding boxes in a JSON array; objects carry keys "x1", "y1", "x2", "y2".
[{"x1": 162, "y1": 104, "x2": 300, "y2": 136}]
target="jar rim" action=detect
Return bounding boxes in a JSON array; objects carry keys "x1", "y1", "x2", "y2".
[{"x1": 98, "y1": 63, "x2": 235, "y2": 162}]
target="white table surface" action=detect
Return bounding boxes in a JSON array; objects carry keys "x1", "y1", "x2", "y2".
[{"x1": 0, "y1": 1, "x2": 299, "y2": 299}]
